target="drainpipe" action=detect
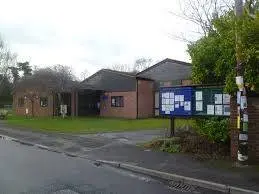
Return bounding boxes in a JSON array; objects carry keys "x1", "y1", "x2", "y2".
[
  {"x1": 136, "y1": 78, "x2": 139, "y2": 119},
  {"x1": 52, "y1": 93, "x2": 55, "y2": 117}
]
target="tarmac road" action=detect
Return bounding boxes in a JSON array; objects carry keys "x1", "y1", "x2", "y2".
[{"x1": 0, "y1": 139, "x2": 190, "y2": 194}]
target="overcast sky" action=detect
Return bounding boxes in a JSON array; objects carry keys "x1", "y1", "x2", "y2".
[{"x1": 0, "y1": 0, "x2": 199, "y2": 77}]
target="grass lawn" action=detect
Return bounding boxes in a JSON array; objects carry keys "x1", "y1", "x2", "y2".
[{"x1": 6, "y1": 115, "x2": 195, "y2": 134}]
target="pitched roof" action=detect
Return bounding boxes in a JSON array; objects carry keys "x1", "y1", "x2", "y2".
[
  {"x1": 80, "y1": 69, "x2": 136, "y2": 91},
  {"x1": 14, "y1": 75, "x2": 79, "y2": 93},
  {"x1": 137, "y1": 58, "x2": 192, "y2": 81}
]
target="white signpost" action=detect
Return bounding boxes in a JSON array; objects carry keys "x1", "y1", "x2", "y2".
[{"x1": 60, "y1": 104, "x2": 67, "y2": 118}]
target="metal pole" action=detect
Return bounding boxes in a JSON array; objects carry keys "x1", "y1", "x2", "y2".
[
  {"x1": 235, "y1": 0, "x2": 248, "y2": 165},
  {"x1": 170, "y1": 117, "x2": 175, "y2": 137}
]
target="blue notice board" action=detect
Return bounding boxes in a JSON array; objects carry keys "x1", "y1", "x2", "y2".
[{"x1": 160, "y1": 87, "x2": 193, "y2": 116}]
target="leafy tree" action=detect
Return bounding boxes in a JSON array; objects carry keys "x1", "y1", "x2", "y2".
[
  {"x1": 188, "y1": 4, "x2": 259, "y2": 94},
  {"x1": 0, "y1": 74, "x2": 12, "y2": 106},
  {"x1": 9, "y1": 66, "x2": 19, "y2": 85}
]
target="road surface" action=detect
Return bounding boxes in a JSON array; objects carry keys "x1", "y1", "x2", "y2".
[{"x1": 0, "y1": 138, "x2": 202, "y2": 194}]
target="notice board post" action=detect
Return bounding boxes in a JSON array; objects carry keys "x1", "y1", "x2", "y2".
[
  {"x1": 160, "y1": 87, "x2": 193, "y2": 138},
  {"x1": 160, "y1": 85, "x2": 231, "y2": 138},
  {"x1": 170, "y1": 117, "x2": 175, "y2": 137}
]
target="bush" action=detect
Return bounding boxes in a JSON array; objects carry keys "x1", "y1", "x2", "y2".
[
  {"x1": 160, "y1": 143, "x2": 181, "y2": 153},
  {"x1": 142, "y1": 137, "x2": 181, "y2": 153},
  {"x1": 0, "y1": 109, "x2": 8, "y2": 120},
  {"x1": 195, "y1": 117, "x2": 229, "y2": 143}
]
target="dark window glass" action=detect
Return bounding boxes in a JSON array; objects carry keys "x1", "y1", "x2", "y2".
[
  {"x1": 111, "y1": 96, "x2": 124, "y2": 107},
  {"x1": 18, "y1": 98, "x2": 24, "y2": 107},
  {"x1": 40, "y1": 97, "x2": 48, "y2": 107}
]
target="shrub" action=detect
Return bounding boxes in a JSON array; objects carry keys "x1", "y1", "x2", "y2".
[
  {"x1": 142, "y1": 137, "x2": 181, "y2": 153},
  {"x1": 195, "y1": 117, "x2": 229, "y2": 143},
  {"x1": 0, "y1": 109, "x2": 8, "y2": 120},
  {"x1": 160, "y1": 143, "x2": 181, "y2": 153}
]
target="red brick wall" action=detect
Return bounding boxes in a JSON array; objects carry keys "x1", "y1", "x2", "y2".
[
  {"x1": 230, "y1": 96, "x2": 259, "y2": 163},
  {"x1": 14, "y1": 91, "x2": 54, "y2": 117},
  {"x1": 137, "y1": 79, "x2": 154, "y2": 118},
  {"x1": 100, "y1": 91, "x2": 137, "y2": 119},
  {"x1": 181, "y1": 79, "x2": 192, "y2": 86}
]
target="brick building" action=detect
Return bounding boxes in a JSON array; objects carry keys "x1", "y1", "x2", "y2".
[
  {"x1": 78, "y1": 69, "x2": 154, "y2": 119},
  {"x1": 78, "y1": 58, "x2": 192, "y2": 118},
  {"x1": 136, "y1": 58, "x2": 192, "y2": 116},
  {"x1": 13, "y1": 73, "x2": 78, "y2": 117},
  {"x1": 13, "y1": 58, "x2": 191, "y2": 119}
]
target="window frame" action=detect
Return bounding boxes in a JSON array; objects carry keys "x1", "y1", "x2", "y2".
[
  {"x1": 111, "y1": 96, "x2": 124, "y2": 107},
  {"x1": 40, "y1": 97, "x2": 48, "y2": 108},
  {"x1": 18, "y1": 97, "x2": 24, "y2": 107}
]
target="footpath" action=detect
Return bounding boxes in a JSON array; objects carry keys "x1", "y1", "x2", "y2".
[{"x1": 0, "y1": 122, "x2": 258, "y2": 193}]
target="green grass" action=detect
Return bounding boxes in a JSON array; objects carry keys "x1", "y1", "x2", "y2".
[{"x1": 6, "y1": 115, "x2": 195, "y2": 134}]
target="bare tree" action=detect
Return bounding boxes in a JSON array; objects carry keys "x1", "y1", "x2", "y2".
[
  {"x1": 30, "y1": 65, "x2": 76, "y2": 117},
  {"x1": 110, "y1": 64, "x2": 133, "y2": 72},
  {"x1": 133, "y1": 58, "x2": 153, "y2": 72},
  {"x1": 34, "y1": 65, "x2": 76, "y2": 104},
  {"x1": 170, "y1": 0, "x2": 234, "y2": 41},
  {"x1": 52, "y1": 64, "x2": 75, "y2": 90},
  {"x1": 80, "y1": 69, "x2": 89, "y2": 81},
  {"x1": 0, "y1": 37, "x2": 16, "y2": 95}
]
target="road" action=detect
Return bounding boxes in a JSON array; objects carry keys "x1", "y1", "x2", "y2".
[{"x1": 0, "y1": 139, "x2": 190, "y2": 194}]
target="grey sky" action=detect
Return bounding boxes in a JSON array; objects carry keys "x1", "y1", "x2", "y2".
[{"x1": 0, "y1": 0, "x2": 198, "y2": 77}]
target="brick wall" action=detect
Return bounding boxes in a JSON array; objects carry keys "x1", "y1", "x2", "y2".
[
  {"x1": 14, "y1": 91, "x2": 54, "y2": 117},
  {"x1": 181, "y1": 79, "x2": 192, "y2": 86},
  {"x1": 230, "y1": 96, "x2": 259, "y2": 163},
  {"x1": 100, "y1": 91, "x2": 137, "y2": 119},
  {"x1": 137, "y1": 79, "x2": 154, "y2": 118}
]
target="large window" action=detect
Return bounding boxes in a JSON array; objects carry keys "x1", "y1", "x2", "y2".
[
  {"x1": 18, "y1": 97, "x2": 24, "y2": 107},
  {"x1": 111, "y1": 96, "x2": 124, "y2": 107},
  {"x1": 40, "y1": 97, "x2": 48, "y2": 107}
]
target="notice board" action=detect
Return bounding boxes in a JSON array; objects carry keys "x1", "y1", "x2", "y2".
[
  {"x1": 160, "y1": 87, "x2": 193, "y2": 116},
  {"x1": 159, "y1": 86, "x2": 230, "y2": 117},
  {"x1": 193, "y1": 87, "x2": 230, "y2": 116}
]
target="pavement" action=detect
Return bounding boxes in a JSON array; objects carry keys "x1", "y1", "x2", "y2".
[{"x1": 0, "y1": 121, "x2": 259, "y2": 193}]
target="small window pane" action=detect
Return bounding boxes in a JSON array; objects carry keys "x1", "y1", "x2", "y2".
[
  {"x1": 40, "y1": 97, "x2": 48, "y2": 107},
  {"x1": 18, "y1": 98, "x2": 24, "y2": 107},
  {"x1": 111, "y1": 96, "x2": 124, "y2": 107},
  {"x1": 111, "y1": 97, "x2": 116, "y2": 106}
]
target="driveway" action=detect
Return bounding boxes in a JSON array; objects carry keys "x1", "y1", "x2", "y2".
[
  {"x1": 0, "y1": 121, "x2": 165, "y2": 154},
  {"x1": 82, "y1": 129, "x2": 167, "y2": 145}
]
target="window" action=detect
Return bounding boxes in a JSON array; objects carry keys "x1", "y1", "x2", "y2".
[
  {"x1": 18, "y1": 98, "x2": 24, "y2": 107},
  {"x1": 40, "y1": 97, "x2": 48, "y2": 107},
  {"x1": 111, "y1": 96, "x2": 124, "y2": 107}
]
